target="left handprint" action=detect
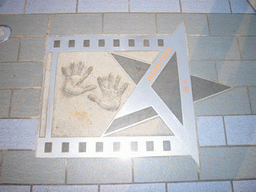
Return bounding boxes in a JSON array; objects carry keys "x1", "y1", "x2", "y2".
[{"x1": 62, "y1": 61, "x2": 97, "y2": 95}]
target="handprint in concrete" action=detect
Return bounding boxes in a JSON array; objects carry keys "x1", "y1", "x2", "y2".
[
  {"x1": 62, "y1": 61, "x2": 97, "y2": 95},
  {"x1": 88, "y1": 73, "x2": 129, "y2": 111}
]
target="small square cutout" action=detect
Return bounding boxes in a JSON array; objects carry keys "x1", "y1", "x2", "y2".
[
  {"x1": 98, "y1": 39, "x2": 105, "y2": 47},
  {"x1": 158, "y1": 39, "x2": 164, "y2": 46},
  {"x1": 68, "y1": 40, "x2": 75, "y2": 47},
  {"x1": 131, "y1": 141, "x2": 138, "y2": 151},
  {"x1": 113, "y1": 142, "x2": 121, "y2": 152},
  {"x1": 44, "y1": 142, "x2": 52, "y2": 153},
  {"x1": 163, "y1": 140, "x2": 171, "y2": 151},
  {"x1": 113, "y1": 39, "x2": 120, "y2": 47},
  {"x1": 146, "y1": 141, "x2": 154, "y2": 151},
  {"x1": 79, "y1": 142, "x2": 86, "y2": 152},
  {"x1": 143, "y1": 39, "x2": 150, "y2": 47},
  {"x1": 84, "y1": 40, "x2": 90, "y2": 47},
  {"x1": 62, "y1": 142, "x2": 69, "y2": 153},
  {"x1": 128, "y1": 39, "x2": 135, "y2": 47},
  {"x1": 54, "y1": 40, "x2": 60, "y2": 48},
  {"x1": 96, "y1": 142, "x2": 103, "y2": 152}
]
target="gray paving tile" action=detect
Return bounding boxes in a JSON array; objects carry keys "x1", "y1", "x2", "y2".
[
  {"x1": 32, "y1": 185, "x2": 98, "y2": 192},
  {"x1": 20, "y1": 37, "x2": 46, "y2": 61},
  {"x1": 26, "y1": 0, "x2": 76, "y2": 13},
  {"x1": 249, "y1": 87, "x2": 256, "y2": 114},
  {"x1": 197, "y1": 116, "x2": 226, "y2": 146},
  {"x1": 0, "y1": 38, "x2": 19, "y2": 62},
  {"x1": 190, "y1": 60, "x2": 217, "y2": 80},
  {"x1": 233, "y1": 180, "x2": 256, "y2": 192},
  {"x1": 216, "y1": 60, "x2": 256, "y2": 86},
  {"x1": 49, "y1": 14, "x2": 102, "y2": 36},
  {"x1": 225, "y1": 115, "x2": 256, "y2": 145},
  {"x1": 131, "y1": 0, "x2": 180, "y2": 12},
  {"x1": 10, "y1": 89, "x2": 40, "y2": 117},
  {"x1": 208, "y1": 14, "x2": 256, "y2": 35},
  {"x1": 157, "y1": 14, "x2": 209, "y2": 35},
  {"x1": 1, "y1": 150, "x2": 65, "y2": 184},
  {"x1": 0, "y1": 14, "x2": 48, "y2": 36},
  {"x1": 187, "y1": 36, "x2": 240, "y2": 60},
  {"x1": 134, "y1": 156, "x2": 198, "y2": 182},
  {"x1": 0, "y1": 185, "x2": 30, "y2": 192},
  {"x1": 167, "y1": 181, "x2": 232, "y2": 192},
  {"x1": 101, "y1": 183, "x2": 166, "y2": 192},
  {"x1": 200, "y1": 146, "x2": 256, "y2": 180},
  {"x1": 181, "y1": 0, "x2": 231, "y2": 13},
  {"x1": 104, "y1": 13, "x2": 156, "y2": 34},
  {"x1": 67, "y1": 158, "x2": 132, "y2": 184},
  {"x1": 0, "y1": 119, "x2": 38, "y2": 149},
  {"x1": 0, "y1": 89, "x2": 11, "y2": 117},
  {"x1": 78, "y1": 0, "x2": 128, "y2": 12},
  {"x1": 195, "y1": 87, "x2": 251, "y2": 116},
  {"x1": 0, "y1": 0, "x2": 25, "y2": 14},
  {"x1": 230, "y1": 0, "x2": 255, "y2": 13},
  {"x1": 0, "y1": 62, "x2": 43, "y2": 88},
  {"x1": 238, "y1": 37, "x2": 256, "y2": 59}
]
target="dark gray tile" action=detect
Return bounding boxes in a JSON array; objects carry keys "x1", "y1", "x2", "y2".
[
  {"x1": 20, "y1": 37, "x2": 46, "y2": 61},
  {"x1": 208, "y1": 14, "x2": 256, "y2": 35},
  {"x1": 0, "y1": 119, "x2": 38, "y2": 149},
  {"x1": 157, "y1": 14, "x2": 209, "y2": 35},
  {"x1": 1, "y1": 150, "x2": 65, "y2": 184},
  {"x1": 10, "y1": 89, "x2": 40, "y2": 117},
  {"x1": 190, "y1": 60, "x2": 217, "y2": 80},
  {"x1": 67, "y1": 158, "x2": 132, "y2": 183},
  {"x1": 101, "y1": 183, "x2": 166, "y2": 192},
  {"x1": 49, "y1": 14, "x2": 102, "y2": 36},
  {"x1": 0, "y1": 38, "x2": 20, "y2": 62},
  {"x1": 187, "y1": 36, "x2": 240, "y2": 60},
  {"x1": 0, "y1": 14, "x2": 48, "y2": 36},
  {"x1": 134, "y1": 156, "x2": 198, "y2": 182},
  {"x1": 0, "y1": 185, "x2": 31, "y2": 192},
  {"x1": 238, "y1": 37, "x2": 256, "y2": 59},
  {"x1": 0, "y1": 89, "x2": 11, "y2": 117},
  {"x1": 0, "y1": 62, "x2": 43, "y2": 88},
  {"x1": 32, "y1": 185, "x2": 98, "y2": 192},
  {"x1": 104, "y1": 13, "x2": 156, "y2": 34},
  {"x1": 200, "y1": 147, "x2": 256, "y2": 180}
]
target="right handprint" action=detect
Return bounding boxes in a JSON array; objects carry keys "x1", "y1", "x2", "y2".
[{"x1": 88, "y1": 73, "x2": 129, "y2": 111}]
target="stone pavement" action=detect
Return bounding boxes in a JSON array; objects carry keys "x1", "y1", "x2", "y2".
[{"x1": 0, "y1": 0, "x2": 256, "y2": 191}]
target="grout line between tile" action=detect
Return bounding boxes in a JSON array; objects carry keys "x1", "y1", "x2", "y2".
[
  {"x1": 246, "y1": 86, "x2": 253, "y2": 114},
  {"x1": 30, "y1": 185, "x2": 33, "y2": 192},
  {"x1": 236, "y1": 36, "x2": 243, "y2": 59},
  {"x1": 179, "y1": 0, "x2": 182, "y2": 13},
  {"x1": 222, "y1": 116, "x2": 229, "y2": 146},
  {"x1": 76, "y1": 0, "x2": 79, "y2": 13},
  {"x1": 165, "y1": 182, "x2": 168, "y2": 192},
  {"x1": 228, "y1": 0, "x2": 233, "y2": 14},
  {"x1": 206, "y1": 14, "x2": 211, "y2": 36},
  {"x1": 131, "y1": 158, "x2": 135, "y2": 183},
  {"x1": 102, "y1": 13, "x2": 104, "y2": 34},
  {"x1": 65, "y1": 159, "x2": 68, "y2": 184},
  {"x1": 155, "y1": 13, "x2": 158, "y2": 34},
  {"x1": 128, "y1": 0, "x2": 131, "y2": 12},
  {"x1": 98, "y1": 184, "x2": 100, "y2": 192},
  {"x1": 17, "y1": 37, "x2": 22, "y2": 62},
  {"x1": 8, "y1": 89, "x2": 14, "y2": 117},
  {"x1": 0, "y1": 150, "x2": 5, "y2": 181},
  {"x1": 231, "y1": 180, "x2": 235, "y2": 192},
  {"x1": 24, "y1": 0, "x2": 28, "y2": 14}
]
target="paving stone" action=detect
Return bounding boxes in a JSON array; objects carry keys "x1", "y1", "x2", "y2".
[
  {"x1": 49, "y1": 14, "x2": 102, "y2": 36},
  {"x1": 225, "y1": 115, "x2": 256, "y2": 145},
  {"x1": 134, "y1": 156, "x2": 198, "y2": 182},
  {"x1": 0, "y1": 38, "x2": 19, "y2": 62},
  {"x1": 167, "y1": 181, "x2": 232, "y2": 192},
  {"x1": 187, "y1": 36, "x2": 240, "y2": 60},
  {"x1": 0, "y1": 185, "x2": 31, "y2": 192},
  {"x1": 208, "y1": 14, "x2": 256, "y2": 35},
  {"x1": 0, "y1": 0, "x2": 25, "y2": 14},
  {"x1": 195, "y1": 87, "x2": 251, "y2": 116},
  {"x1": 20, "y1": 37, "x2": 46, "y2": 61},
  {"x1": 229, "y1": 0, "x2": 255, "y2": 13},
  {"x1": 181, "y1": 0, "x2": 231, "y2": 13},
  {"x1": 0, "y1": 62, "x2": 43, "y2": 88},
  {"x1": 197, "y1": 116, "x2": 226, "y2": 146},
  {"x1": 233, "y1": 180, "x2": 256, "y2": 192},
  {"x1": 216, "y1": 60, "x2": 256, "y2": 86},
  {"x1": 32, "y1": 185, "x2": 98, "y2": 192},
  {"x1": 157, "y1": 14, "x2": 209, "y2": 35},
  {"x1": 249, "y1": 87, "x2": 256, "y2": 114},
  {"x1": 190, "y1": 60, "x2": 217, "y2": 80},
  {"x1": 10, "y1": 89, "x2": 40, "y2": 117},
  {"x1": 67, "y1": 158, "x2": 132, "y2": 183},
  {"x1": 104, "y1": 13, "x2": 156, "y2": 34},
  {"x1": 101, "y1": 183, "x2": 166, "y2": 192},
  {"x1": 0, "y1": 89, "x2": 11, "y2": 117},
  {"x1": 78, "y1": 0, "x2": 128, "y2": 12},
  {"x1": 26, "y1": 0, "x2": 76, "y2": 13},
  {"x1": 0, "y1": 14, "x2": 48, "y2": 36},
  {"x1": 238, "y1": 37, "x2": 256, "y2": 59},
  {"x1": 0, "y1": 119, "x2": 38, "y2": 149},
  {"x1": 200, "y1": 146, "x2": 256, "y2": 180},
  {"x1": 131, "y1": 0, "x2": 180, "y2": 12},
  {"x1": 1, "y1": 150, "x2": 66, "y2": 184}
]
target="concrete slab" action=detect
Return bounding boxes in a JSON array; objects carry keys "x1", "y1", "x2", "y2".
[
  {"x1": 26, "y1": 0, "x2": 76, "y2": 13},
  {"x1": 67, "y1": 158, "x2": 132, "y2": 183},
  {"x1": 238, "y1": 37, "x2": 256, "y2": 59},
  {"x1": 230, "y1": 0, "x2": 255, "y2": 13},
  {"x1": 200, "y1": 146, "x2": 256, "y2": 180},
  {"x1": 1, "y1": 150, "x2": 66, "y2": 184},
  {"x1": 101, "y1": 183, "x2": 166, "y2": 192},
  {"x1": 78, "y1": 0, "x2": 128, "y2": 12},
  {"x1": 133, "y1": 156, "x2": 198, "y2": 182},
  {"x1": 0, "y1": 186, "x2": 30, "y2": 192},
  {"x1": 190, "y1": 60, "x2": 217, "y2": 81},
  {"x1": 0, "y1": 119, "x2": 38, "y2": 149},
  {"x1": 0, "y1": 89, "x2": 11, "y2": 117},
  {"x1": 130, "y1": 0, "x2": 180, "y2": 12},
  {"x1": 32, "y1": 185, "x2": 98, "y2": 192},
  {"x1": 225, "y1": 115, "x2": 256, "y2": 145},
  {"x1": 249, "y1": 87, "x2": 256, "y2": 114},
  {"x1": 0, "y1": 62, "x2": 43, "y2": 88},
  {"x1": 0, "y1": 38, "x2": 19, "y2": 62},
  {"x1": 0, "y1": 0, "x2": 25, "y2": 14},
  {"x1": 197, "y1": 116, "x2": 226, "y2": 146}
]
